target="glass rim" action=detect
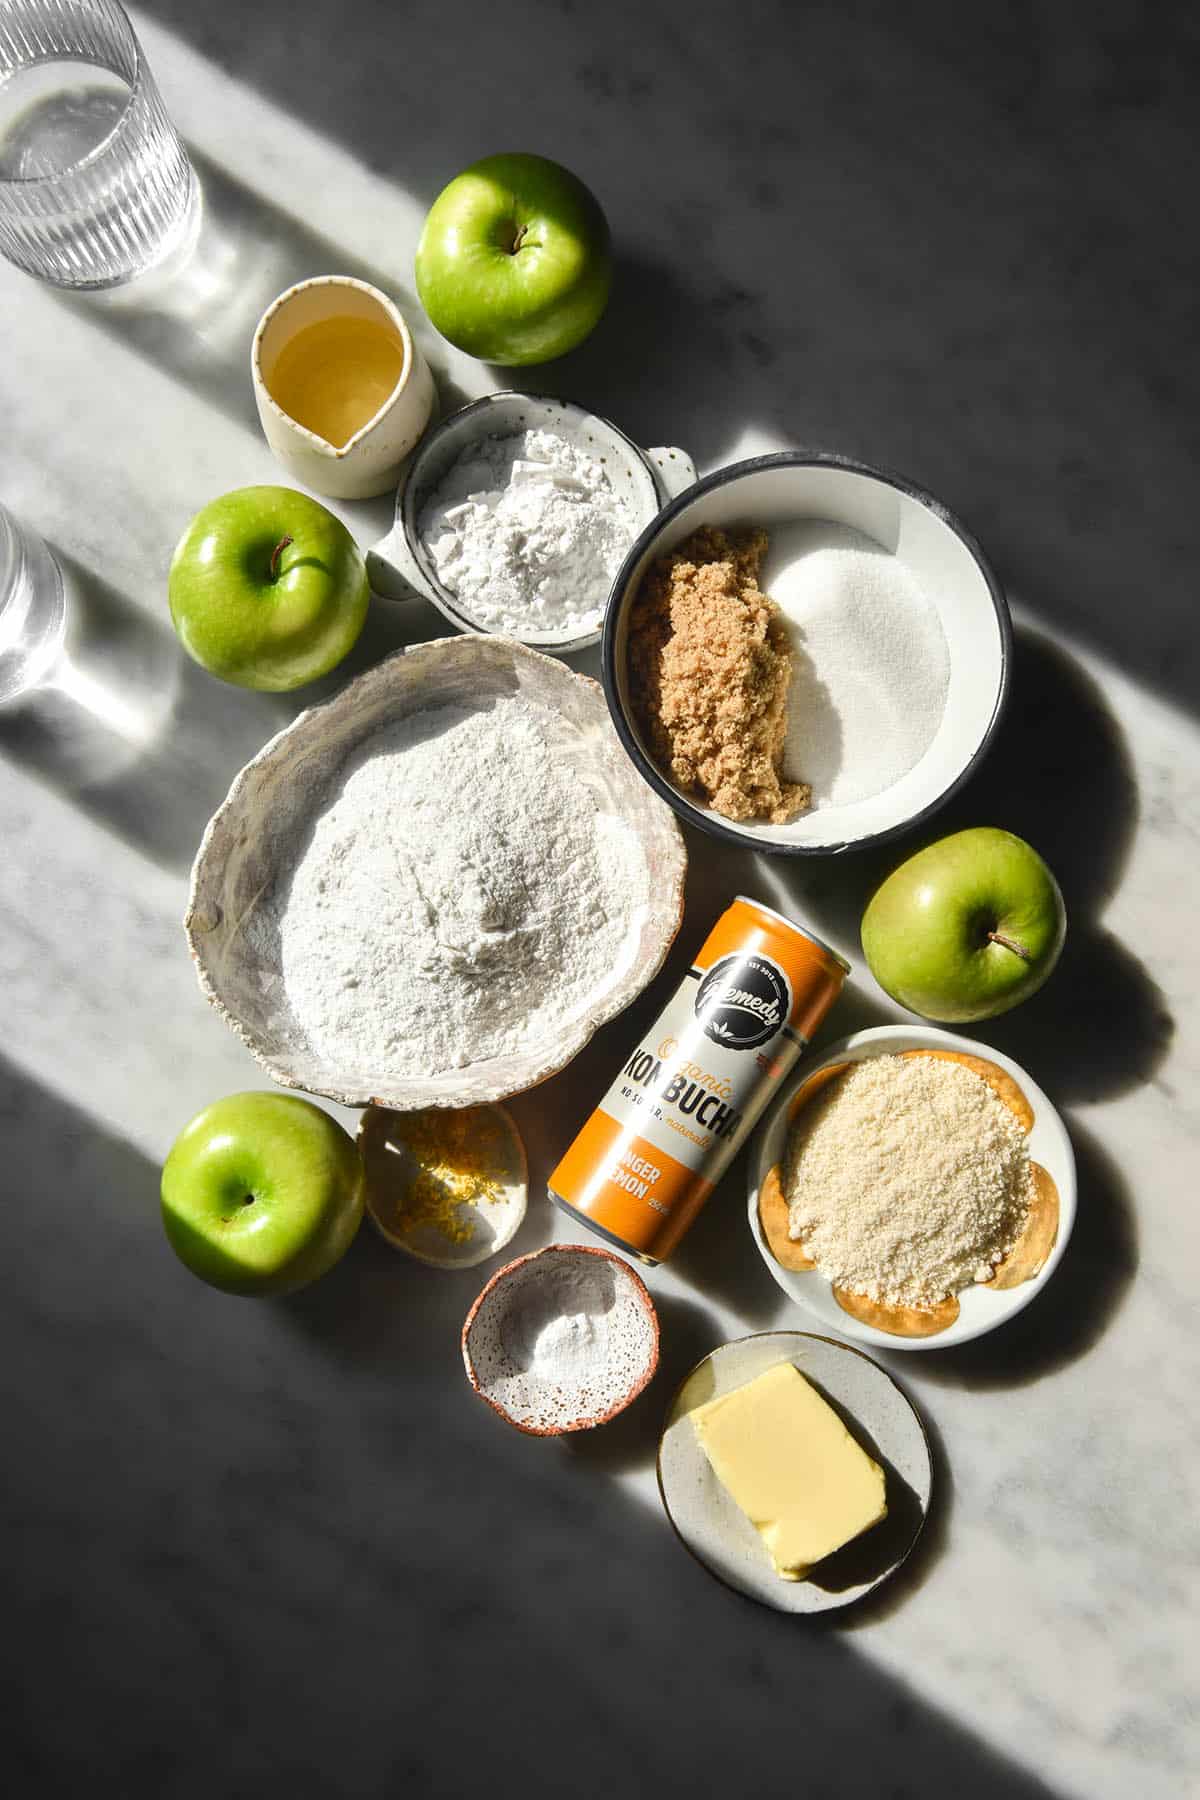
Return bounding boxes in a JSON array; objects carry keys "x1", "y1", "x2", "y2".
[{"x1": 0, "y1": 0, "x2": 150, "y2": 190}]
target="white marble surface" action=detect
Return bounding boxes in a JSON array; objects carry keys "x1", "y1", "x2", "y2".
[{"x1": 1, "y1": 7, "x2": 1197, "y2": 1797}]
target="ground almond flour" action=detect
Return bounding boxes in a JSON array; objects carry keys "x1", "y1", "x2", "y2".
[
  {"x1": 628, "y1": 526, "x2": 810, "y2": 824},
  {"x1": 784, "y1": 1054, "x2": 1034, "y2": 1306},
  {"x1": 279, "y1": 697, "x2": 642, "y2": 1076}
]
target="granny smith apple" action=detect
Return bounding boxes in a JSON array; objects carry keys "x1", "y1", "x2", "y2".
[
  {"x1": 161, "y1": 1091, "x2": 364, "y2": 1296},
  {"x1": 861, "y1": 827, "x2": 1067, "y2": 1022},
  {"x1": 415, "y1": 152, "x2": 611, "y2": 365},
  {"x1": 168, "y1": 486, "x2": 369, "y2": 691}
]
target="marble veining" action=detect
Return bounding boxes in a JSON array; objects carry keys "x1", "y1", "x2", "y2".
[{"x1": 1, "y1": 5, "x2": 1197, "y2": 1797}]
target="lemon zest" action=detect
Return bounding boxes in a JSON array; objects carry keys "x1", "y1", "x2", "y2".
[{"x1": 380, "y1": 1109, "x2": 507, "y2": 1245}]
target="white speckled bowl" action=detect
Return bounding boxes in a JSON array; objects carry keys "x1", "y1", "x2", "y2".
[
  {"x1": 366, "y1": 391, "x2": 695, "y2": 654},
  {"x1": 748, "y1": 1025, "x2": 1077, "y2": 1350},
  {"x1": 185, "y1": 636, "x2": 687, "y2": 1111},
  {"x1": 462, "y1": 1244, "x2": 661, "y2": 1435},
  {"x1": 657, "y1": 1332, "x2": 932, "y2": 1614}
]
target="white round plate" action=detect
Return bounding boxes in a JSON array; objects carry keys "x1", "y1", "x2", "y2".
[
  {"x1": 748, "y1": 1025, "x2": 1077, "y2": 1350},
  {"x1": 657, "y1": 1332, "x2": 932, "y2": 1614}
]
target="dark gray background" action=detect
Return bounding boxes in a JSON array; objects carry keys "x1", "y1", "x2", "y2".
[{"x1": 4, "y1": 2, "x2": 1196, "y2": 1796}]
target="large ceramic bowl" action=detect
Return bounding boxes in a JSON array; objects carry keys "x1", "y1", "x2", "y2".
[
  {"x1": 747, "y1": 1025, "x2": 1076, "y2": 1350},
  {"x1": 602, "y1": 452, "x2": 1010, "y2": 854},
  {"x1": 185, "y1": 636, "x2": 687, "y2": 1110}
]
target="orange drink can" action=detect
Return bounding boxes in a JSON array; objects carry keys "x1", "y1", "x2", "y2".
[{"x1": 549, "y1": 896, "x2": 849, "y2": 1264}]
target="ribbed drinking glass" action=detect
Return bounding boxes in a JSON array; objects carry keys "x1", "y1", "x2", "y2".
[
  {"x1": 0, "y1": 503, "x2": 66, "y2": 702},
  {"x1": 0, "y1": 0, "x2": 196, "y2": 288}
]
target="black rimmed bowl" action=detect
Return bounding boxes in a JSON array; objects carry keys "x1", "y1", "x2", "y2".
[{"x1": 601, "y1": 452, "x2": 1011, "y2": 855}]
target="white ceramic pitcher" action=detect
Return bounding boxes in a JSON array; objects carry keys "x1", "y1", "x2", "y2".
[{"x1": 252, "y1": 276, "x2": 435, "y2": 501}]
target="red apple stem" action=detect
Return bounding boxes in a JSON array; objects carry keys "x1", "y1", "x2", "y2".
[
  {"x1": 988, "y1": 930, "x2": 1032, "y2": 962},
  {"x1": 269, "y1": 534, "x2": 294, "y2": 582}
]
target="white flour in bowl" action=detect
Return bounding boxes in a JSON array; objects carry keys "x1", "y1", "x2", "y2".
[
  {"x1": 278, "y1": 696, "x2": 643, "y2": 1076},
  {"x1": 418, "y1": 428, "x2": 639, "y2": 637}
]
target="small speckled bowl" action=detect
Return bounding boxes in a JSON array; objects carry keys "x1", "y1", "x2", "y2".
[
  {"x1": 366, "y1": 391, "x2": 695, "y2": 654},
  {"x1": 462, "y1": 1244, "x2": 660, "y2": 1435}
]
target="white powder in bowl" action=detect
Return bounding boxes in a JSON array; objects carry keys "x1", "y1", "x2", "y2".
[
  {"x1": 418, "y1": 427, "x2": 640, "y2": 638},
  {"x1": 463, "y1": 1248, "x2": 660, "y2": 1434},
  {"x1": 278, "y1": 695, "x2": 644, "y2": 1078},
  {"x1": 768, "y1": 521, "x2": 950, "y2": 807}
]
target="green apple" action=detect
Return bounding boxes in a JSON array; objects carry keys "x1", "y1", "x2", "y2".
[
  {"x1": 161, "y1": 1091, "x2": 364, "y2": 1296},
  {"x1": 861, "y1": 827, "x2": 1067, "y2": 1022},
  {"x1": 168, "y1": 486, "x2": 369, "y2": 690},
  {"x1": 415, "y1": 152, "x2": 611, "y2": 365}
]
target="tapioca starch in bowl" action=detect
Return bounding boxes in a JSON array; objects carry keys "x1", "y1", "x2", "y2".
[{"x1": 418, "y1": 427, "x2": 640, "y2": 638}]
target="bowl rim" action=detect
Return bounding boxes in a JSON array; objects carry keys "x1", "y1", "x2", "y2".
[
  {"x1": 461, "y1": 1242, "x2": 662, "y2": 1435},
  {"x1": 746, "y1": 1023, "x2": 1078, "y2": 1350},
  {"x1": 600, "y1": 448, "x2": 1013, "y2": 857},
  {"x1": 357, "y1": 1099, "x2": 530, "y2": 1270},
  {"x1": 398, "y1": 390, "x2": 664, "y2": 654},
  {"x1": 184, "y1": 635, "x2": 688, "y2": 1111}
]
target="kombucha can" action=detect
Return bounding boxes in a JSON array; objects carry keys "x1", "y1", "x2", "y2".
[{"x1": 549, "y1": 896, "x2": 849, "y2": 1264}]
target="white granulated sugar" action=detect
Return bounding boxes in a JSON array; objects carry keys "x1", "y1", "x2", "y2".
[
  {"x1": 279, "y1": 696, "x2": 643, "y2": 1077},
  {"x1": 784, "y1": 1054, "x2": 1033, "y2": 1307},
  {"x1": 418, "y1": 428, "x2": 639, "y2": 637},
  {"x1": 768, "y1": 521, "x2": 950, "y2": 807}
]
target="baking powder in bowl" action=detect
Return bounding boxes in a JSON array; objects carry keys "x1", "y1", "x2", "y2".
[
  {"x1": 418, "y1": 428, "x2": 638, "y2": 637},
  {"x1": 278, "y1": 696, "x2": 644, "y2": 1076}
]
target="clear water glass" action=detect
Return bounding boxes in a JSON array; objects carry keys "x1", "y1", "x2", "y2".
[
  {"x1": 0, "y1": 0, "x2": 196, "y2": 289},
  {"x1": 0, "y1": 503, "x2": 67, "y2": 701}
]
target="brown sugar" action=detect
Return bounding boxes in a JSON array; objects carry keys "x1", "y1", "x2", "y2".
[{"x1": 627, "y1": 526, "x2": 810, "y2": 825}]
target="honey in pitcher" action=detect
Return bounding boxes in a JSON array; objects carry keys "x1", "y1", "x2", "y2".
[{"x1": 266, "y1": 313, "x2": 406, "y2": 448}]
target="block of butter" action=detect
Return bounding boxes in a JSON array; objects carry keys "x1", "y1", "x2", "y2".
[{"x1": 690, "y1": 1362, "x2": 887, "y2": 1580}]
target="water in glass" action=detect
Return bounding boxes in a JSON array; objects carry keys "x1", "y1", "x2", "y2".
[
  {"x1": 0, "y1": 0, "x2": 196, "y2": 289},
  {"x1": 0, "y1": 506, "x2": 67, "y2": 702}
]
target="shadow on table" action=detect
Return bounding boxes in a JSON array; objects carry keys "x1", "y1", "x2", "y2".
[
  {"x1": 904, "y1": 1116, "x2": 1136, "y2": 1393},
  {"x1": 49, "y1": 148, "x2": 472, "y2": 443},
  {"x1": 0, "y1": 1049, "x2": 1063, "y2": 1796},
  {"x1": 0, "y1": 548, "x2": 442, "y2": 873},
  {"x1": 771, "y1": 619, "x2": 1173, "y2": 1106}
]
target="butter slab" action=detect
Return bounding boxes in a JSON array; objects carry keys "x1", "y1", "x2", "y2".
[{"x1": 690, "y1": 1361, "x2": 887, "y2": 1580}]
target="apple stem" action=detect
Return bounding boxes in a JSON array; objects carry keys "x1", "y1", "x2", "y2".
[
  {"x1": 269, "y1": 535, "x2": 294, "y2": 582},
  {"x1": 988, "y1": 930, "x2": 1032, "y2": 962}
]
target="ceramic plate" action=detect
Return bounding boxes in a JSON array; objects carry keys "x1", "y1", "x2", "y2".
[
  {"x1": 748, "y1": 1025, "x2": 1077, "y2": 1350},
  {"x1": 657, "y1": 1332, "x2": 932, "y2": 1614}
]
